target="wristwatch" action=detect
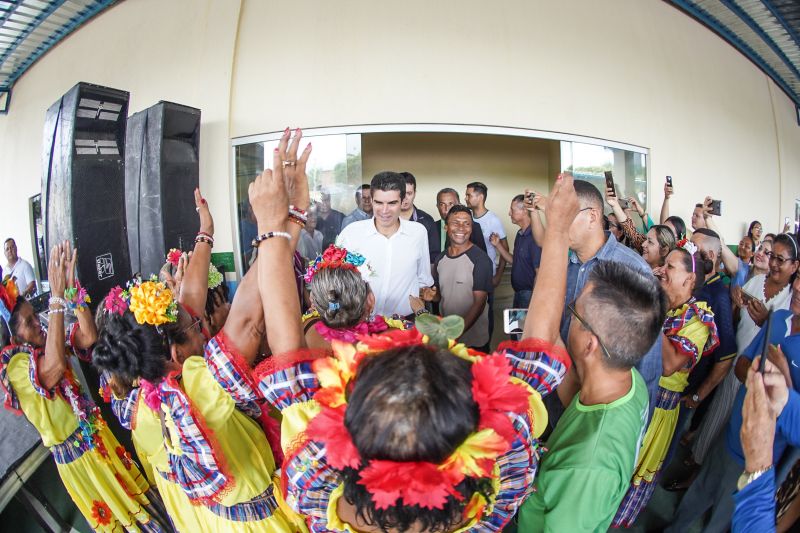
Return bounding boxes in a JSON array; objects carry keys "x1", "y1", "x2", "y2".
[
  {"x1": 737, "y1": 465, "x2": 773, "y2": 491},
  {"x1": 691, "y1": 393, "x2": 700, "y2": 403}
]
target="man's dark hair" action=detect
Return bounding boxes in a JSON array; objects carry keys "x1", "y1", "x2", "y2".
[
  {"x1": 437, "y1": 188, "x2": 460, "y2": 202},
  {"x1": 4, "y1": 238, "x2": 14, "y2": 245},
  {"x1": 370, "y1": 172, "x2": 406, "y2": 200},
  {"x1": 573, "y1": 180, "x2": 603, "y2": 211},
  {"x1": 581, "y1": 261, "x2": 666, "y2": 370},
  {"x1": 695, "y1": 203, "x2": 703, "y2": 209},
  {"x1": 665, "y1": 216, "x2": 686, "y2": 239},
  {"x1": 512, "y1": 194, "x2": 525, "y2": 204},
  {"x1": 354, "y1": 183, "x2": 370, "y2": 200},
  {"x1": 341, "y1": 345, "x2": 492, "y2": 532},
  {"x1": 693, "y1": 228, "x2": 720, "y2": 240},
  {"x1": 399, "y1": 171, "x2": 416, "y2": 190},
  {"x1": 445, "y1": 204, "x2": 473, "y2": 223},
  {"x1": 466, "y1": 182, "x2": 488, "y2": 199}
]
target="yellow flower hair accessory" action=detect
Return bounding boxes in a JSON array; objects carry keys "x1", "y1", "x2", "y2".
[{"x1": 128, "y1": 279, "x2": 178, "y2": 326}]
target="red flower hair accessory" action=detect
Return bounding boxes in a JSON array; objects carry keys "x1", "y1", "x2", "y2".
[
  {"x1": 104, "y1": 286, "x2": 129, "y2": 316},
  {"x1": 307, "y1": 328, "x2": 532, "y2": 513},
  {"x1": 304, "y1": 244, "x2": 373, "y2": 283},
  {"x1": 167, "y1": 248, "x2": 183, "y2": 267}
]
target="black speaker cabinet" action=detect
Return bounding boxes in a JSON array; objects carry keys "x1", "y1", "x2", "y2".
[
  {"x1": 126, "y1": 101, "x2": 201, "y2": 278},
  {"x1": 41, "y1": 82, "x2": 131, "y2": 307}
]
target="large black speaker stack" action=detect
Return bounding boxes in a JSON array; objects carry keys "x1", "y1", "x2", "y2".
[
  {"x1": 41, "y1": 82, "x2": 131, "y2": 307},
  {"x1": 125, "y1": 102, "x2": 201, "y2": 278}
]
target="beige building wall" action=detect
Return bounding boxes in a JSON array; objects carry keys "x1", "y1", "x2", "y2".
[
  {"x1": 361, "y1": 133, "x2": 559, "y2": 247},
  {"x1": 0, "y1": 0, "x2": 798, "y2": 265}
]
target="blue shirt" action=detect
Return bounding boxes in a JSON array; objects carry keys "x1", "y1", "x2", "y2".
[
  {"x1": 510, "y1": 226, "x2": 542, "y2": 292},
  {"x1": 731, "y1": 258, "x2": 751, "y2": 289},
  {"x1": 726, "y1": 309, "x2": 799, "y2": 465},
  {"x1": 559, "y1": 232, "x2": 662, "y2": 420},
  {"x1": 687, "y1": 273, "x2": 737, "y2": 394}
]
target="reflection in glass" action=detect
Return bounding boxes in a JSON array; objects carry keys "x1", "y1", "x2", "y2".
[{"x1": 234, "y1": 134, "x2": 363, "y2": 273}]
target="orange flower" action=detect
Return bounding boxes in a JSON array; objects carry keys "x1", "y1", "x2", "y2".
[
  {"x1": 128, "y1": 281, "x2": 177, "y2": 326},
  {"x1": 91, "y1": 500, "x2": 113, "y2": 526},
  {"x1": 313, "y1": 341, "x2": 361, "y2": 408}
]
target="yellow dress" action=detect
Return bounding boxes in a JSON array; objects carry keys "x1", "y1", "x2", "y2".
[
  {"x1": 3, "y1": 348, "x2": 159, "y2": 532},
  {"x1": 613, "y1": 301, "x2": 718, "y2": 527},
  {"x1": 123, "y1": 336, "x2": 306, "y2": 533}
]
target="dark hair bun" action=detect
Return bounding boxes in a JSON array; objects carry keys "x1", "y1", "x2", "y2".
[{"x1": 92, "y1": 312, "x2": 170, "y2": 383}]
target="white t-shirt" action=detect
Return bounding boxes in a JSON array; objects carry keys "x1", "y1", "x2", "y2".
[
  {"x1": 337, "y1": 218, "x2": 434, "y2": 317},
  {"x1": 737, "y1": 273, "x2": 792, "y2": 352},
  {"x1": 5, "y1": 258, "x2": 35, "y2": 295},
  {"x1": 473, "y1": 210, "x2": 506, "y2": 275}
]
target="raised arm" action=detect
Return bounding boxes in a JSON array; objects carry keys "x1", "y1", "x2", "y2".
[
  {"x1": 523, "y1": 174, "x2": 578, "y2": 345},
  {"x1": 282, "y1": 128, "x2": 311, "y2": 252},
  {"x1": 249, "y1": 128, "x2": 310, "y2": 355},
  {"x1": 39, "y1": 243, "x2": 68, "y2": 389},
  {"x1": 177, "y1": 188, "x2": 214, "y2": 314},
  {"x1": 220, "y1": 258, "x2": 263, "y2": 365},
  {"x1": 660, "y1": 181, "x2": 672, "y2": 224},
  {"x1": 703, "y1": 204, "x2": 740, "y2": 276},
  {"x1": 523, "y1": 190, "x2": 547, "y2": 246},
  {"x1": 63, "y1": 242, "x2": 96, "y2": 350}
]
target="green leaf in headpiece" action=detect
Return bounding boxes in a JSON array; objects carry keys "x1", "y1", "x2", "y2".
[{"x1": 414, "y1": 314, "x2": 465, "y2": 349}]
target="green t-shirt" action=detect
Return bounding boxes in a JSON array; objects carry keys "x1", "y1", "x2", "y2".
[{"x1": 518, "y1": 369, "x2": 649, "y2": 532}]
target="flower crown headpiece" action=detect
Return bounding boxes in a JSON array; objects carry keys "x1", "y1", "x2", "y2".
[
  {"x1": 304, "y1": 244, "x2": 373, "y2": 284},
  {"x1": 677, "y1": 238, "x2": 698, "y2": 272},
  {"x1": 0, "y1": 277, "x2": 19, "y2": 324},
  {"x1": 306, "y1": 315, "x2": 531, "y2": 514},
  {"x1": 104, "y1": 276, "x2": 178, "y2": 326},
  {"x1": 167, "y1": 249, "x2": 224, "y2": 290}
]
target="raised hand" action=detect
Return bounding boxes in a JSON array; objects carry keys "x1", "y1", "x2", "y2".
[
  {"x1": 281, "y1": 128, "x2": 312, "y2": 209},
  {"x1": 48, "y1": 242, "x2": 67, "y2": 297},
  {"x1": 702, "y1": 196, "x2": 714, "y2": 219},
  {"x1": 742, "y1": 360, "x2": 777, "y2": 472},
  {"x1": 249, "y1": 153, "x2": 289, "y2": 230},
  {"x1": 664, "y1": 182, "x2": 673, "y2": 199},
  {"x1": 64, "y1": 241, "x2": 77, "y2": 290},
  {"x1": 546, "y1": 173, "x2": 579, "y2": 235},
  {"x1": 195, "y1": 188, "x2": 214, "y2": 236}
]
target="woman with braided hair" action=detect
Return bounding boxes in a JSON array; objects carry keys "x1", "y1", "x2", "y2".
[
  {"x1": 0, "y1": 242, "x2": 165, "y2": 532},
  {"x1": 91, "y1": 132, "x2": 315, "y2": 532}
]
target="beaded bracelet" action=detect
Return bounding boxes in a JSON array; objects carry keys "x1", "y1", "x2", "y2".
[
  {"x1": 48, "y1": 307, "x2": 65, "y2": 315},
  {"x1": 195, "y1": 235, "x2": 214, "y2": 248},
  {"x1": 288, "y1": 205, "x2": 308, "y2": 220},
  {"x1": 252, "y1": 231, "x2": 292, "y2": 248},
  {"x1": 49, "y1": 296, "x2": 68, "y2": 309},
  {"x1": 287, "y1": 215, "x2": 306, "y2": 228},
  {"x1": 197, "y1": 231, "x2": 214, "y2": 240}
]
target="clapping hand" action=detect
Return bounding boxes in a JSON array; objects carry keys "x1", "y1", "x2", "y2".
[
  {"x1": 47, "y1": 241, "x2": 69, "y2": 298},
  {"x1": 546, "y1": 173, "x2": 579, "y2": 235},
  {"x1": 280, "y1": 128, "x2": 312, "y2": 209},
  {"x1": 195, "y1": 188, "x2": 214, "y2": 236},
  {"x1": 741, "y1": 357, "x2": 779, "y2": 472}
]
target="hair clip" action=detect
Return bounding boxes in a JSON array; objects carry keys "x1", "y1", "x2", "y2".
[{"x1": 328, "y1": 301, "x2": 340, "y2": 311}]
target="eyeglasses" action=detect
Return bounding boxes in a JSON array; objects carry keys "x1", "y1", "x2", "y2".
[
  {"x1": 567, "y1": 300, "x2": 613, "y2": 360},
  {"x1": 180, "y1": 317, "x2": 202, "y2": 336},
  {"x1": 765, "y1": 251, "x2": 795, "y2": 266}
]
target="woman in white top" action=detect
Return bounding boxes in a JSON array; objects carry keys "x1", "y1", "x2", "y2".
[{"x1": 733, "y1": 233, "x2": 799, "y2": 352}]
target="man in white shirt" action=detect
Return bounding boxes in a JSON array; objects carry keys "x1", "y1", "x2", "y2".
[
  {"x1": 4, "y1": 238, "x2": 36, "y2": 297},
  {"x1": 338, "y1": 172, "x2": 434, "y2": 317},
  {"x1": 465, "y1": 181, "x2": 508, "y2": 287}
]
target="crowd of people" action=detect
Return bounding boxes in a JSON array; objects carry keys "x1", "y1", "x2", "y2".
[{"x1": 0, "y1": 126, "x2": 797, "y2": 532}]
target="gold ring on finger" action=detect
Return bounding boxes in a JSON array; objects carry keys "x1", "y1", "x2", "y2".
[{"x1": 282, "y1": 160, "x2": 296, "y2": 168}]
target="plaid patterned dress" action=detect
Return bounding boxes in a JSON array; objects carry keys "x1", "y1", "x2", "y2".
[
  {"x1": 255, "y1": 337, "x2": 569, "y2": 532},
  {"x1": 0, "y1": 323, "x2": 162, "y2": 532},
  {"x1": 613, "y1": 300, "x2": 719, "y2": 527}
]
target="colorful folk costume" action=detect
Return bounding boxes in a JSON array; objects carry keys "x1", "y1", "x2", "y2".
[
  {"x1": 100, "y1": 279, "x2": 300, "y2": 532},
  {"x1": 613, "y1": 299, "x2": 719, "y2": 527},
  {"x1": 254, "y1": 316, "x2": 570, "y2": 532},
  {"x1": 0, "y1": 281, "x2": 163, "y2": 532}
]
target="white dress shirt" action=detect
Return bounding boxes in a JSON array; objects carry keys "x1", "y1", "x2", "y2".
[{"x1": 337, "y1": 218, "x2": 434, "y2": 317}]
